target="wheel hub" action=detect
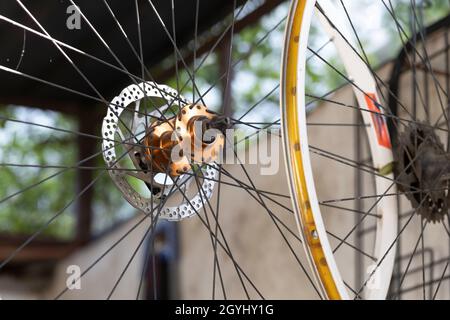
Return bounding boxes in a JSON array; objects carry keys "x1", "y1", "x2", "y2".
[
  {"x1": 142, "y1": 103, "x2": 227, "y2": 177},
  {"x1": 395, "y1": 123, "x2": 450, "y2": 223}
]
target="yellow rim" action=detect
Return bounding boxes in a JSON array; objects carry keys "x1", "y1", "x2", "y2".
[{"x1": 283, "y1": 0, "x2": 341, "y2": 300}]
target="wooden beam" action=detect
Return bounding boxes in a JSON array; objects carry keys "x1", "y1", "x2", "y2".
[
  {"x1": 75, "y1": 107, "x2": 98, "y2": 244},
  {"x1": 0, "y1": 235, "x2": 76, "y2": 264},
  {"x1": 0, "y1": 243, "x2": 76, "y2": 264},
  {"x1": 0, "y1": 98, "x2": 82, "y2": 115}
]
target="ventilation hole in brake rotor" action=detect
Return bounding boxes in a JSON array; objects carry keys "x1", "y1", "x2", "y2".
[
  {"x1": 403, "y1": 151, "x2": 413, "y2": 175},
  {"x1": 151, "y1": 187, "x2": 161, "y2": 196}
]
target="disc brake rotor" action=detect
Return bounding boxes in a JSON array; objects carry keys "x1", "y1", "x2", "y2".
[{"x1": 101, "y1": 81, "x2": 222, "y2": 221}]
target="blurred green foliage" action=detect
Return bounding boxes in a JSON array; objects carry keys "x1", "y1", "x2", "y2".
[
  {"x1": 0, "y1": 106, "x2": 76, "y2": 239},
  {"x1": 0, "y1": 106, "x2": 134, "y2": 239}
]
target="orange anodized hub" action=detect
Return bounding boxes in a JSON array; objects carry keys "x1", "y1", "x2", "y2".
[{"x1": 143, "y1": 104, "x2": 225, "y2": 176}]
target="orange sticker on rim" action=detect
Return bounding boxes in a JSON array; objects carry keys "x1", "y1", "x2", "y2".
[{"x1": 364, "y1": 93, "x2": 392, "y2": 149}]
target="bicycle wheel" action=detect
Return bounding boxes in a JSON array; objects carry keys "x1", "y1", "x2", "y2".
[
  {"x1": 282, "y1": 0, "x2": 450, "y2": 299},
  {"x1": 0, "y1": 0, "x2": 322, "y2": 300}
]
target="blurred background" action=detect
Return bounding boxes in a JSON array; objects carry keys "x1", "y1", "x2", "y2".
[{"x1": 0, "y1": 0, "x2": 449, "y2": 299}]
